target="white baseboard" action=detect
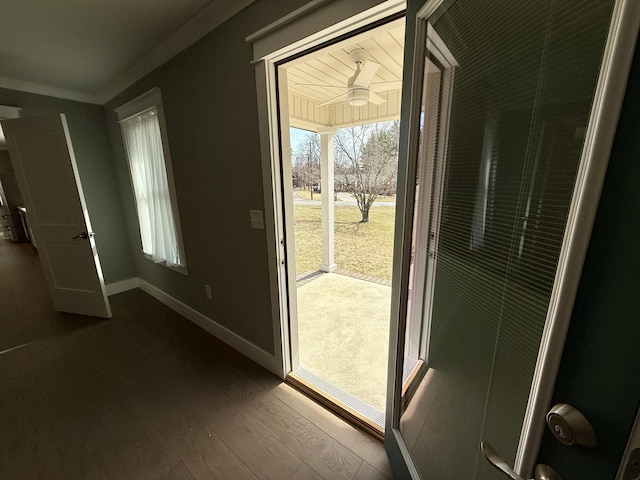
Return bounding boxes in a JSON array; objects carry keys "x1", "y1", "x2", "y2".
[
  {"x1": 105, "y1": 277, "x2": 140, "y2": 296},
  {"x1": 135, "y1": 278, "x2": 280, "y2": 376}
]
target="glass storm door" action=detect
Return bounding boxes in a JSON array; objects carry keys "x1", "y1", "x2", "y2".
[{"x1": 385, "y1": 0, "x2": 631, "y2": 478}]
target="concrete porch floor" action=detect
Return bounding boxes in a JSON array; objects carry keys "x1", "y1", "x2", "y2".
[{"x1": 296, "y1": 272, "x2": 391, "y2": 413}]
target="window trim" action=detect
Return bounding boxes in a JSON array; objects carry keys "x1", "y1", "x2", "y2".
[{"x1": 116, "y1": 88, "x2": 188, "y2": 274}]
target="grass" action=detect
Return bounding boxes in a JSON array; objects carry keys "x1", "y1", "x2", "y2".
[
  {"x1": 293, "y1": 204, "x2": 396, "y2": 280},
  {"x1": 293, "y1": 189, "x2": 396, "y2": 203},
  {"x1": 372, "y1": 195, "x2": 397, "y2": 203},
  {"x1": 294, "y1": 190, "x2": 326, "y2": 201}
]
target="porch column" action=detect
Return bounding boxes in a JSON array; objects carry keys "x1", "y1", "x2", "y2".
[{"x1": 319, "y1": 126, "x2": 337, "y2": 272}]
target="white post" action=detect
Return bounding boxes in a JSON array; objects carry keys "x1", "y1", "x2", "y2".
[{"x1": 319, "y1": 127, "x2": 337, "y2": 272}]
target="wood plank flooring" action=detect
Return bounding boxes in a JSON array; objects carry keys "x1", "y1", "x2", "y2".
[{"x1": 0, "y1": 240, "x2": 392, "y2": 480}]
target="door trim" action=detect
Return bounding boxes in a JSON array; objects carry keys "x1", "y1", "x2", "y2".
[
  {"x1": 249, "y1": 0, "x2": 406, "y2": 379},
  {"x1": 403, "y1": 36, "x2": 457, "y2": 386},
  {"x1": 516, "y1": 0, "x2": 640, "y2": 474},
  {"x1": 384, "y1": 6, "x2": 430, "y2": 476}
]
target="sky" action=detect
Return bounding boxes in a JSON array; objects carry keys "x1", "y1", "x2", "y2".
[{"x1": 289, "y1": 126, "x2": 315, "y2": 155}]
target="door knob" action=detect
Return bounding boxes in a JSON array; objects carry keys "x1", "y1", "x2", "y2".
[
  {"x1": 535, "y1": 464, "x2": 563, "y2": 480},
  {"x1": 481, "y1": 442, "x2": 525, "y2": 480},
  {"x1": 481, "y1": 441, "x2": 563, "y2": 480}
]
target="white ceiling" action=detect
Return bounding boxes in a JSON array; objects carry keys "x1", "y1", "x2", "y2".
[
  {"x1": 285, "y1": 19, "x2": 405, "y2": 105},
  {"x1": 0, "y1": 0, "x2": 255, "y2": 104}
]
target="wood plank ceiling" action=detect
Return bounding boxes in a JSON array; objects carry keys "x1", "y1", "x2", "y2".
[{"x1": 283, "y1": 19, "x2": 405, "y2": 129}]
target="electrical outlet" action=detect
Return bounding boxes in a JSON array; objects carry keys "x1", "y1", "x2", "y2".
[
  {"x1": 204, "y1": 284, "x2": 212, "y2": 300},
  {"x1": 250, "y1": 209, "x2": 264, "y2": 229}
]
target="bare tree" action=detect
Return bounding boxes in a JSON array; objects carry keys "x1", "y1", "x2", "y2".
[
  {"x1": 291, "y1": 132, "x2": 321, "y2": 199},
  {"x1": 334, "y1": 121, "x2": 399, "y2": 222}
]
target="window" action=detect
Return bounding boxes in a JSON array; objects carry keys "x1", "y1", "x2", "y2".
[{"x1": 116, "y1": 88, "x2": 187, "y2": 273}]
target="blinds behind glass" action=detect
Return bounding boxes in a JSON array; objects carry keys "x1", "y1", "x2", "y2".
[{"x1": 405, "y1": 0, "x2": 616, "y2": 478}]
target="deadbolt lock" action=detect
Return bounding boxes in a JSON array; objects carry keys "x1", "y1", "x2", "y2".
[{"x1": 546, "y1": 403, "x2": 596, "y2": 448}]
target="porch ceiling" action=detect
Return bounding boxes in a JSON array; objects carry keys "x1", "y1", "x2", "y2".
[{"x1": 283, "y1": 18, "x2": 405, "y2": 131}]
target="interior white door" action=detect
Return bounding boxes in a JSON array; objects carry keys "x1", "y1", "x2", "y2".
[
  {"x1": 385, "y1": 0, "x2": 637, "y2": 478},
  {"x1": 1, "y1": 114, "x2": 111, "y2": 318}
]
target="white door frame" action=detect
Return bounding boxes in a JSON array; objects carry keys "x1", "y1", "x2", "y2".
[
  {"x1": 249, "y1": 0, "x2": 407, "y2": 378},
  {"x1": 403, "y1": 35, "x2": 457, "y2": 375},
  {"x1": 385, "y1": 0, "x2": 640, "y2": 477}
]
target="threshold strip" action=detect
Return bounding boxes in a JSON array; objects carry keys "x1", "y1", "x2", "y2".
[{"x1": 287, "y1": 367, "x2": 385, "y2": 441}]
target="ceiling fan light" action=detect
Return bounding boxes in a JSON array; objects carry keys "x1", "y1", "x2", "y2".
[{"x1": 348, "y1": 88, "x2": 369, "y2": 106}]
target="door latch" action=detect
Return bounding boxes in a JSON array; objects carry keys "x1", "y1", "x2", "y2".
[{"x1": 481, "y1": 441, "x2": 563, "y2": 480}]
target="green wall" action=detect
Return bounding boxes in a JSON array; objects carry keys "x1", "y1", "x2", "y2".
[
  {"x1": 0, "y1": 88, "x2": 135, "y2": 284},
  {"x1": 103, "y1": 0, "x2": 309, "y2": 354}
]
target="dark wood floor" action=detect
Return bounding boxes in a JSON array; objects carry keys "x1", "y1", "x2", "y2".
[{"x1": 0, "y1": 240, "x2": 392, "y2": 480}]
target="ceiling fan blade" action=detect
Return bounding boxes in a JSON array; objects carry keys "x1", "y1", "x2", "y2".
[
  {"x1": 370, "y1": 80, "x2": 402, "y2": 92},
  {"x1": 352, "y1": 61, "x2": 380, "y2": 86},
  {"x1": 319, "y1": 93, "x2": 348, "y2": 106},
  {"x1": 293, "y1": 83, "x2": 345, "y2": 88},
  {"x1": 368, "y1": 92, "x2": 386, "y2": 105}
]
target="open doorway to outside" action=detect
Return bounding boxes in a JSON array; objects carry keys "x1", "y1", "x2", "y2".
[
  {"x1": 277, "y1": 17, "x2": 405, "y2": 432},
  {"x1": 0, "y1": 107, "x2": 29, "y2": 245}
]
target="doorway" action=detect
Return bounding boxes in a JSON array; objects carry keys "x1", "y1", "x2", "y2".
[
  {"x1": 276, "y1": 17, "x2": 405, "y2": 431},
  {"x1": 0, "y1": 107, "x2": 27, "y2": 244}
]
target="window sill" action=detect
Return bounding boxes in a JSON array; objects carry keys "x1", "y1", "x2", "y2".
[{"x1": 143, "y1": 254, "x2": 188, "y2": 275}]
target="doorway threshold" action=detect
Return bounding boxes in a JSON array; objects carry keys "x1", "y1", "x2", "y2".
[{"x1": 287, "y1": 367, "x2": 385, "y2": 441}]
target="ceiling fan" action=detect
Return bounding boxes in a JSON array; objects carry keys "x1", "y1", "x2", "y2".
[{"x1": 294, "y1": 48, "x2": 402, "y2": 107}]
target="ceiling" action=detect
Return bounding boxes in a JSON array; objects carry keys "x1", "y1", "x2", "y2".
[
  {"x1": 0, "y1": 0, "x2": 254, "y2": 104},
  {"x1": 282, "y1": 18, "x2": 405, "y2": 129},
  {"x1": 285, "y1": 19, "x2": 405, "y2": 106}
]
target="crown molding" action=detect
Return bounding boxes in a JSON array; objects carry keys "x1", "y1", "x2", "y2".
[
  {"x1": 0, "y1": 76, "x2": 101, "y2": 104},
  {"x1": 96, "y1": 0, "x2": 256, "y2": 104},
  {"x1": 0, "y1": 0, "x2": 256, "y2": 106}
]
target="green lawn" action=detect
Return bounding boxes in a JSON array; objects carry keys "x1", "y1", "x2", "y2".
[
  {"x1": 294, "y1": 189, "x2": 396, "y2": 203},
  {"x1": 293, "y1": 205, "x2": 396, "y2": 280},
  {"x1": 294, "y1": 190, "x2": 325, "y2": 201}
]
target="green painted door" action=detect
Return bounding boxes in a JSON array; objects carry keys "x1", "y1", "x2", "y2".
[{"x1": 385, "y1": 0, "x2": 639, "y2": 478}]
